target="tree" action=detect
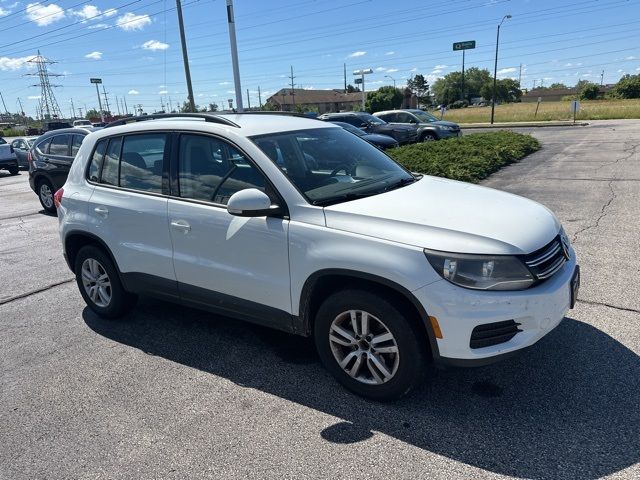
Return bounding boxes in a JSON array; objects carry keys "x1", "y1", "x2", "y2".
[
  {"x1": 431, "y1": 67, "x2": 493, "y2": 105},
  {"x1": 208, "y1": 103, "x2": 219, "y2": 112},
  {"x1": 346, "y1": 84, "x2": 360, "y2": 93},
  {"x1": 365, "y1": 86, "x2": 403, "y2": 113},
  {"x1": 579, "y1": 82, "x2": 600, "y2": 100},
  {"x1": 261, "y1": 101, "x2": 278, "y2": 111},
  {"x1": 406, "y1": 74, "x2": 429, "y2": 107},
  {"x1": 549, "y1": 82, "x2": 568, "y2": 89},
  {"x1": 479, "y1": 78, "x2": 523, "y2": 103},
  {"x1": 85, "y1": 109, "x2": 100, "y2": 119},
  {"x1": 610, "y1": 74, "x2": 640, "y2": 99}
]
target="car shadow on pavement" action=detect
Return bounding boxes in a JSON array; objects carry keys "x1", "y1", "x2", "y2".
[{"x1": 84, "y1": 299, "x2": 640, "y2": 480}]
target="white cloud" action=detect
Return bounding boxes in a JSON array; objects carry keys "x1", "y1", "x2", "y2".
[
  {"x1": 158, "y1": 90, "x2": 168, "y2": 94},
  {"x1": 375, "y1": 67, "x2": 386, "y2": 72},
  {"x1": 88, "y1": 23, "x2": 109, "y2": 29},
  {"x1": 497, "y1": 67, "x2": 517, "y2": 75},
  {"x1": 385, "y1": 51, "x2": 395, "y2": 56},
  {"x1": 410, "y1": 67, "x2": 417, "y2": 72},
  {"x1": 116, "y1": 12, "x2": 151, "y2": 31},
  {"x1": 432, "y1": 69, "x2": 443, "y2": 74},
  {"x1": 219, "y1": 81, "x2": 231, "y2": 85},
  {"x1": 85, "y1": 51, "x2": 102, "y2": 60},
  {"x1": 0, "y1": 55, "x2": 33, "y2": 71},
  {"x1": 386, "y1": 68, "x2": 398, "y2": 73},
  {"x1": 28, "y1": 95, "x2": 41, "y2": 100},
  {"x1": 0, "y1": 7, "x2": 11, "y2": 17},
  {"x1": 73, "y1": 6, "x2": 118, "y2": 22},
  {"x1": 26, "y1": 3, "x2": 65, "y2": 26},
  {"x1": 142, "y1": 40, "x2": 169, "y2": 51},
  {"x1": 303, "y1": 86, "x2": 315, "y2": 90},
  {"x1": 348, "y1": 51, "x2": 366, "y2": 58},
  {"x1": 128, "y1": 89, "x2": 139, "y2": 95},
  {"x1": 625, "y1": 56, "x2": 637, "y2": 60},
  {"x1": 434, "y1": 64, "x2": 447, "y2": 69}
]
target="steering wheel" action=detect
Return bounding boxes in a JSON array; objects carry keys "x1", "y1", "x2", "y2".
[{"x1": 330, "y1": 164, "x2": 354, "y2": 177}]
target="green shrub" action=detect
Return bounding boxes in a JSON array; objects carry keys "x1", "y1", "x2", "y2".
[{"x1": 388, "y1": 131, "x2": 540, "y2": 183}]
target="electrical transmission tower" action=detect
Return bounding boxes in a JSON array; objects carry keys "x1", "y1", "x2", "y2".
[{"x1": 26, "y1": 51, "x2": 63, "y2": 119}]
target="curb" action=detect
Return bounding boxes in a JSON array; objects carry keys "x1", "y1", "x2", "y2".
[{"x1": 460, "y1": 121, "x2": 590, "y2": 129}]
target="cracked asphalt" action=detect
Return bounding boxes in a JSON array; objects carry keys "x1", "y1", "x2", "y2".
[{"x1": 1, "y1": 120, "x2": 639, "y2": 480}]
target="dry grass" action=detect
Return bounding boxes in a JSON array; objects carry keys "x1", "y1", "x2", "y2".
[{"x1": 432, "y1": 99, "x2": 640, "y2": 124}]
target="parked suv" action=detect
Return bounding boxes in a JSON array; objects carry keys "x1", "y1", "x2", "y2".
[
  {"x1": 318, "y1": 112, "x2": 417, "y2": 145},
  {"x1": 57, "y1": 113, "x2": 579, "y2": 400},
  {"x1": 28, "y1": 127, "x2": 100, "y2": 213},
  {"x1": 374, "y1": 109, "x2": 461, "y2": 141}
]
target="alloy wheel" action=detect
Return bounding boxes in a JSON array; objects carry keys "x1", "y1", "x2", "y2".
[
  {"x1": 39, "y1": 183, "x2": 53, "y2": 209},
  {"x1": 81, "y1": 258, "x2": 112, "y2": 308}
]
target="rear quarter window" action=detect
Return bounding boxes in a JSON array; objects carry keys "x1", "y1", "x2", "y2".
[
  {"x1": 100, "y1": 137, "x2": 122, "y2": 186},
  {"x1": 87, "y1": 140, "x2": 108, "y2": 182}
]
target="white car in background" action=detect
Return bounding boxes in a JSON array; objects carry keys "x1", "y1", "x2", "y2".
[{"x1": 55, "y1": 113, "x2": 580, "y2": 400}]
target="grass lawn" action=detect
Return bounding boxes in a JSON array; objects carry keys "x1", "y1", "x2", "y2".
[
  {"x1": 431, "y1": 99, "x2": 640, "y2": 124},
  {"x1": 388, "y1": 131, "x2": 540, "y2": 183}
]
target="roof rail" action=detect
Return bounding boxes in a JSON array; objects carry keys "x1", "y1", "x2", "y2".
[
  {"x1": 232, "y1": 111, "x2": 309, "y2": 118},
  {"x1": 104, "y1": 113, "x2": 240, "y2": 129}
]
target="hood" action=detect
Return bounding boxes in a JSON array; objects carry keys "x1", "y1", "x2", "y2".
[
  {"x1": 323, "y1": 176, "x2": 559, "y2": 255},
  {"x1": 363, "y1": 133, "x2": 398, "y2": 144},
  {"x1": 423, "y1": 120, "x2": 459, "y2": 128}
]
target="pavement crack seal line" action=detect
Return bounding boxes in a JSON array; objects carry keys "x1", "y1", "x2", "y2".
[
  {"x1": 0, "y1": 278, "x2": 75, "y2": 306},
  {"x1": 577, "y1": 299, "x2": 640, "y2": 315}
]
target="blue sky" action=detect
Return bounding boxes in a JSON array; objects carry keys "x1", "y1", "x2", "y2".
[{"x1": 0, "y1": 0, "x2": 639, "y2": 117}]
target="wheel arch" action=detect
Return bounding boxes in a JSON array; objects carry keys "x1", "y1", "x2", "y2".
[
  {"x1": 297, "y1": 269, "x2": 440, "y2": 362},
  {"x1": 64, "y1": 230, "x2": 122, "y2": 279},
  {"x1": 419, "y1": 128, "x2": 439, "y2": 140}
]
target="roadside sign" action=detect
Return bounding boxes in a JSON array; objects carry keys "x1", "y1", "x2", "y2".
[
  {"x1": 354, "y1": 78, "x2": 363, "y2": 84},
  {"x1": 571, "y1": 100, "x2": 581, "y2": 123},
  {"x1": 453, "y1": 40, "x2": 476, "y2": 51},
  {"x1": 90, "y1": 78, "x2": 102, "y2": 84},
  {"x1": 537, "y1": 97, "x2": 542, "y2": 103}
]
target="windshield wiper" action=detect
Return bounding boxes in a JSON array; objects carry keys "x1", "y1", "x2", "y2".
[
  {"x1": 383, "y1": 176, "x2": 419, "y2": 192},
  {"x1": 312, "y1": 191, "x2": 380, "y2": 207}
]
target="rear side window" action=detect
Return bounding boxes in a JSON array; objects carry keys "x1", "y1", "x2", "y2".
[
  {"x1": 342, "y1": 116, "x2": 366, "y2": 127},
  {"x1": 119, "y1": 134, "x2": 165, "y2": 193},
  {"x1": 100, "y1": 137, "x2": 121, "y2": 186},
  {"x1": 71, "y1": 135, "x2": 84, "y2": 157},
  {"x1": 87, "y1": 140, "x2": 108, "y2": 182},
  {"x1": 36, "y1": 138, "x2": 52, "y2": 155},
  {"x1": 378, "y1": 113, "x2": 396, "y2": 122},
  {"x1": 49, "y1": 135, "x2": 70, "y2": 156}
]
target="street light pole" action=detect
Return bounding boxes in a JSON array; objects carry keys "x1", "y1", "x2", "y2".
[
  {"x1": 226, "y1": 0, "x2": 243, "y2": 112},
  {"x1": 385, "y1": 75, "x2": 396, "y2": 89},
  {"x1": 491, "y1": 14, "x2": 511, "y2": 125},
  {"x1": 176, "y1": 0, "x2": 196, "y2": 113}
]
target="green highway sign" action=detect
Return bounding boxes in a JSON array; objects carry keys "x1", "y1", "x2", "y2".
[{"x1": 453, "y1": 40, "x2": 476, "y2": 51}]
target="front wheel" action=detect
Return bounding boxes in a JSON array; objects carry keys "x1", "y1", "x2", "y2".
[
  {"x1": 422, "y1": 133, "x2": 437, "y2": 142},
  {"x1": 314, "y1": 289, "x2": 427, "y2": 400},
  {"x1": 8, "y1": 166, "x2": 19, "y2": 175}
]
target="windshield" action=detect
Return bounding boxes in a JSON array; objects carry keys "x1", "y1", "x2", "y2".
[
  {"x1": 251, "y1": 127, "x2": 415, "y2": 206},
  {"x1": 412, "y1": 110, "x2": 439, "y2": 123},
  {"x1": 362, "y1": 114, "x2": 386, "y2": 125},
  {"x1": 0, "y1": 138, "x2": 6, "y2": 145}
]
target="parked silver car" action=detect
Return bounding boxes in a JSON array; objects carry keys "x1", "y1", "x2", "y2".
[{"x1": 10, "y1": 136, "x2": 39, "y2": 169}]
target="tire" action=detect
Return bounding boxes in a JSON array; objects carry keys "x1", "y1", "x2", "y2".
[
  {"x1": 37, "y1": 178, "x2": 56, "y2": 214},
  {"x1": 314, "y1": 289, "x2": 427, "y2": 400},
  {"x1": 74, "y1": 245, "x2": 137, "y2": 319},
  {"x1": 8, "y1": 166, "x2": 19, "y2": 175},
  {"x1": 422, "y1": 133, "x2": 437, "y2": 142}
]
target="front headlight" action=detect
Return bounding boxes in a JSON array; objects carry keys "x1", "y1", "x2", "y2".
[
  {"x1": 424, "y1": 249, "x2": 534, "y2": 291},
  {"x1": 437, "y1": 125, "x2": 455, "y2": 131}
]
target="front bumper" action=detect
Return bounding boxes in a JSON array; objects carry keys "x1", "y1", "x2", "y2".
[
  {"x1": 414, "y1": 247, "x2": 578, "y2": 365},
  {"x1": 437, "y1": 129, "x2": 462, "y2": 139}
]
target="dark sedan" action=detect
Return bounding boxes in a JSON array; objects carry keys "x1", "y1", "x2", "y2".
[
  {"x1": 318, "y1": 112, "x2": 418, "y2": 144},
  {"x1": 329, "y1": 121, "x2": 398, "y2": 149}
]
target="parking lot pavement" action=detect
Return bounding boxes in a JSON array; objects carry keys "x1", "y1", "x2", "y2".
[{"x1": 1, "y1": 121, "x2": 639, "y2": 480}]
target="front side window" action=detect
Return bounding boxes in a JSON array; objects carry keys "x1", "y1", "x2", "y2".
[
  {"x1": 36, "y1": 138, "x2": 51, "y2": 155},
  {"x1": 119, "y1": 134, "x2": 165, "y2": 193},
  {"x1": 396, "y1": 113, "x2": 414, "y2": 123},
  {"x1": 49, "y1": 135, "x2": 70, "y2": 156},
  {"x1": 378, "y1": 113, "x2": 396, "y2": 122},
  {"x1": 252, "y1": 127, "x2": 414, "y2": 206},
  {"x1": 178, "y1": 134, "x2": 266, "y2": 205}
]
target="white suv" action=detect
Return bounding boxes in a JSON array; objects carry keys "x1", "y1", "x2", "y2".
[{"x1": 56, "y1": 113, "x2": 580, "y2": 400}]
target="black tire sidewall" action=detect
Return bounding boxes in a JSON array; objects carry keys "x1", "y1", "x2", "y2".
[
  {"x1": 37, "y1": 178, "x2": 56, "y2": 213},
  {"x1": 422, "y1": 133, "x2": 437, "y2": 142},
  {"x1": 314, "y1": 289, "x2": 426, "y2": 401},
  {"x1": 9, "y1": 167, "x2": 19, "y2": 175},
  {"x1": 74, "y1": 245, "x2": 134, "y2": 319}
]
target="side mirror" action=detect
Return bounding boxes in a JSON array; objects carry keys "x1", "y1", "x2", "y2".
[
  {"x1": 10, "y1": 146, "x2": 14, "y2": 153},
  {"x1": 227, "y1": 188, "x2": 279, "y2": 217}
]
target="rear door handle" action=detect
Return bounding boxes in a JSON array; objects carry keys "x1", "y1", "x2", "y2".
[
  {"x1": 94, "y1": 206, "x2": 109, "y2": 217},
  {"x1": 170, "y1": 219, "x2": 191, "y2": 234}
]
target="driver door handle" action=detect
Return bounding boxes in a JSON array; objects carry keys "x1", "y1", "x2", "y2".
[{"x1": 170, "y1": 219, "x2": 191, "y2": 234}]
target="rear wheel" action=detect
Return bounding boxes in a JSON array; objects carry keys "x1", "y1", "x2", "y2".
[
  {"x1": 74, "y1": 245, "x2": 137, "y2": 318},
  {"x1": 37, "y1": 178, "x2": 56, "y2": 214},
  {"x1": 314, "y1": 289, "x2": 426, "y2": 400},
  {"x1": 8, "y1": 166, "x2": 19, "y2": 175}
]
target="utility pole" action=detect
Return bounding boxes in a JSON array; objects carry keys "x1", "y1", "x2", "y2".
[
  {"x1": 258, "y1": 86, "x2": 262, "y2": 108},
  {"x1": 123, "y1": 97, "x2": 129, "y2": 115},
  {"x1": 518, "y1": 63, "x2": 522, "y2": 87},
  {"x1": 115, "y1": 96, "x2": 121, "y2": 116},
  {"x1": 532, "y1": 79, "x2": 537, "y2": 90},
  {"x1": 26, "y1": 51, "x2": 63, "y2": 119},
  {"x1": 78, "y1": 107, "x2": 83, "y2": 118},
  {"x1": 168, "y1": 97, "x2": 173, "y2": 112},
  {"x1": 70, "y1": 98, "x2": 75, "y2": 119},
  {"x1": 17, "y1": 97, "x2": 25, "y2": 116},
  {"x1": 600, "y1": 70, "x2": 604, "y2": 87},
  {"x1": 160, "y1": 96, "x2": 165, "y2": 112},
  {"x1": 0, "y1": 91, "x2": 8, "y2": 114},
  {"x1": 246, "y1": 89, "x2": 251, "y2": 110},
  {"x1": 176, "y1": 0, "x2": 195, "y2": 112},
  {"x1": 491, "y1": 15, "x2": 511, "y2": 124},
  {"x1": 289, "y1": 65, "x2": 296, "y2": 109},
  {"x1": 344, "y1": 63, "x2": 347, "y2": 93},
  {"x1": 102, "y1": 85, "x2": 111, "y2": 116},
  {"x1": 226, "y1": 0, "x2": 243, "y2": 112}
]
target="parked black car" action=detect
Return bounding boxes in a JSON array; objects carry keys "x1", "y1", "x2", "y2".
[
  {"x1": 11, "y1": 136, "x2": 39, "y2": 169},
  {"x1": 318, "y1": 112, "x2": 417, "y2": 144},
  {"x1": 28, "y1": 127, "x2": 100, "y2": 213},
  {"x1": 329, "y1": 121, "x2": 399, "y2": 150},
  {"x1": 374, "y1": 109, "x2": 461, "y2": 141}
]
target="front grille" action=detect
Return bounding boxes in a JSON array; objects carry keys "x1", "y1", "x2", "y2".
[
  {"x1": 470, "y1": 320, "x2": 521, "y2": 349},
  {"x1": 524, "y1": 236, "x2": 568, "y2": 281}
]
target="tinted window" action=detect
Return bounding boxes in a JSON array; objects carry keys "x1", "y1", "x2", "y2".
[
  {"x1": 378, "y1": 113, "x2": 396, "y2": 122},
  {"x1": 49, "y1": 135, "x2": 70, "y2": 156},
  {"x1": 341, "y1": 116, "x2": 366, "y2": 127},
  {"x1": 178, "y1": 134, "x2": 266, "y2": 205},
  {"x1": 71, "y1": 135, "x2": 84, "y2": 156},
  {"x1": 119, "y1": 134, "x2": 165, "y2": 193},
  {"x1": 100, "y1": 137, "x2": 121, "y2": 186},
  {"x1": 88, "y1": 140, "x2": 107, "y2": 182},
  {"x1": 396, "y1": 112, "x2": 414, "y2": 123},
  {"x1": 36, "y1": 138, "x2": 52, "y2": 155}
]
